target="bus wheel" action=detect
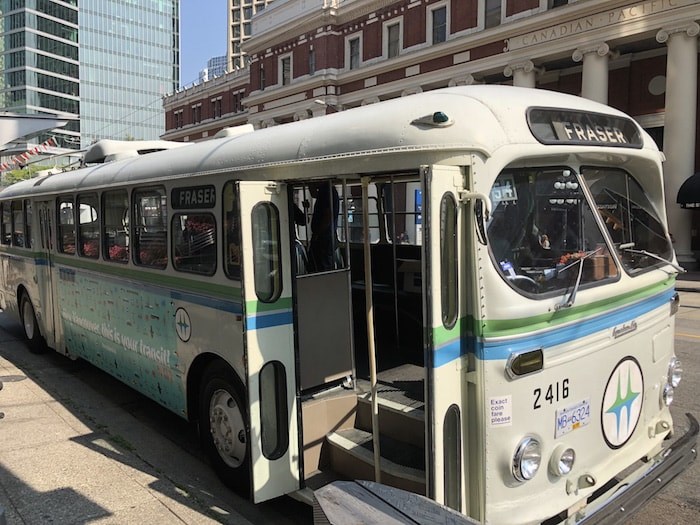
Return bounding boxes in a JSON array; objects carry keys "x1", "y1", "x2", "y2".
[
  {"x1": 199, "y1": 364, "x2": 251, "y2": 497},
  {"x1": 20, "y1": 294, "x2": 45, "y2": 353}
]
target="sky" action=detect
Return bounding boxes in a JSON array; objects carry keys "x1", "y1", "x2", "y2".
[{"x1": 179, "y1": 1, "x2": 228, "y2": 88}]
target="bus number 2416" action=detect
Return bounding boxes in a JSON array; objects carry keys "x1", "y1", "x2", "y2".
[{"x1": 533, "y1": 379, "x2": 569, "y2": 409}]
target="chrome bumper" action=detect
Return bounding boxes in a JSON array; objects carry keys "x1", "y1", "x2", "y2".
[{"x1": 574, "y1": 413, "x2": 698, "y2": 524}]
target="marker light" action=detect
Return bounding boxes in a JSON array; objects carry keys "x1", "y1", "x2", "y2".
[
  {"x1": 507, "y1": 349, "x2": 544, "y2": 378},
  {"x1": 512, "y1": 437, "x2": 542, "y2": 481},
  {"x1": 662, "y1": 384, "x2": 674, "y2": 407},
  {"x1": 668, "y1": 356, "x2": 683, "y2": 388},
  {"x1": 549, "y1": 446, "x2": 576, "y2": 477}
]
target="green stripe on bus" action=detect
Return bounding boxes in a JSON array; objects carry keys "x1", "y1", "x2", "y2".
[{"x1": 246, "y1": 297, "x2": 293, "y2": 314}]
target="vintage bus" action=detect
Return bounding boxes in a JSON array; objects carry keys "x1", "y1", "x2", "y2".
[{"x1": 0, "y1": 86, "x2": 696, "y2": 524}]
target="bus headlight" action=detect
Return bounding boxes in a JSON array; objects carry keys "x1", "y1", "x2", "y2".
[
  {"x1": 549, "y1": 446, "x2": 576, "y2": 477},
  {"x1": 512, "y1": 437, "x2": 541, "y2": 481},
  {"x1": 668, "y1": 356, "x2": 683, "y2": 388},
  {"x1": 662, "y1": 383, "x2": 674, "y2": 407}
]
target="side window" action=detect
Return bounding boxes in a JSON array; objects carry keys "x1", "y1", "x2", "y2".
[
  {"x1": 172, "y1": 213, "x2": 216, "y2": 275},
  {"x1": 58, "y1": 197, "x2": 75, "y2": 254},
  {"x1": 1, "y1": 202, "x2": 11, "y2": 245},
  {"x1": 11, "y1": 200, "x2": 24, "y2": 247},
  {"x1": 440, "y1": 194, "x2": 458, "y2": 328},
  {"x1": 133, "y1": 187, "x2": 167, "y2": 269},
  {"x1": 223, "y1": 181, "x2": 241, "y2": 280},
  {"x1": 78, "y1": 194, "x2": 99, "y2": 258},
  {"x1": 252, "y1": 202, "x2": 281, "y2": 302},
  {"x1": 260, "y1": 361, "x2": 289, "y2": 460},
  {"x1": 382, "y1": 180, "x2": 423, "y2": 245},
  {"x1": 24, "y1": 200, "x2": 32, "y2": 249},
  {"x1": 103, "y1": 190, "x2": 129, "y2": 263}
]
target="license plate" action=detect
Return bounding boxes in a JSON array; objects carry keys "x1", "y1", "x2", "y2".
[{"x1": 555, "y1": 399, "x2": 591, "y2": 438}]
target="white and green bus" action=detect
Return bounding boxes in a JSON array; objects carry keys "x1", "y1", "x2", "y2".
[{"x1": 0, "y1": 86, "x2": 696, "y2": 524}]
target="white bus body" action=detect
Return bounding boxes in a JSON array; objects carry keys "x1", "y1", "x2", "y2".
[{"x1": 0, "y1": 86, "x2": 696, "y2": 523}]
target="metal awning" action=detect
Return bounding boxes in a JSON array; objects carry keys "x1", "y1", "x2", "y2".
[{"x1": 677, "y1": 172, "x2": 700, "y2": 209}]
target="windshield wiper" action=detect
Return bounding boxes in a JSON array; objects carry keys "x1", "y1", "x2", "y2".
[
  {"x1": 555, "y1": 248, "x2": 602, "y2": 311},
  {"x1": 619, "y1": 243, "x2": 686, "y2": 273}
]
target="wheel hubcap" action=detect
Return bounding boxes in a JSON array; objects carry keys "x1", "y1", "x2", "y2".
[{"x1": 209, "y1": 389, "x2": 246, "y2": 468}]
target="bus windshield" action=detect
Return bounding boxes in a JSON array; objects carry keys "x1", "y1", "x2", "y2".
[
  {"x1": 487, "y1": 167, "x2": 617, "y2": 296},
  {"x1": 581, "y1": 167, "x2": 673, "y2": 274}
]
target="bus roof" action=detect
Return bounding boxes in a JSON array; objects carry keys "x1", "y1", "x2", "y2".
[{"x1": 0, "y1": 86, "x2": 653, "y2": 199}]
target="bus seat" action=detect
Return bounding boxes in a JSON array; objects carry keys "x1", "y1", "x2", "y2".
[{"x1": 295, "y1": 239, "x2": 308, "y2": 275}]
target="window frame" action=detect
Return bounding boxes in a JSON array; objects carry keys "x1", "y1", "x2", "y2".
[
  {"x1": 429, "y1": 2, "x2": 449, "y2": 45},
  {"x1": 77, "y1": 193, "x2": 100, "y2": 259},
  {"x1": 57, "y1": 195, "x2": 76, "y2": 255},
  {"x1": 132, "y1": 186, "x2": 168, "y2": 270},
  {"x1": 346, "y1": 33, "x2": 362, "y2": 71},
  {"x1": 171, "y1": 212, "x2": 217, "y2": 276},
  {"x1": 251, "y1": 202, "x2": 282, "y2": 303},
  {"x1": 384, "y1": 19, "x2": 403, "y2": 59},
  {"x1": 102, "y1": 189, "x2": 130, "y2": 264}
]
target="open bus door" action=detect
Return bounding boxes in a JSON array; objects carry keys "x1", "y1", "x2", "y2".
[
  {"x1": 36, "y1": 200, "x2": 57, "y2": 349},
  {"x1": 422, "y1": 164, "x2": 471, "y2": 513},
  {"x1": 238, "y1": 181, "x2": 300, "y2": 502}
]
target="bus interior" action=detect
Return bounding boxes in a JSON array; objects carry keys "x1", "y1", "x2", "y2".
[{"x1": 290, "y1": 171, "x2": 429, "y2": 496}]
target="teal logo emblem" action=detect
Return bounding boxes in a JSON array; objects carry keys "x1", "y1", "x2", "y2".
[
  {"x1": 601, "y1": 357, "x2": 643, "y2": 449},
  {"x1": 175, "y1": 308, "x2": 191, "y2": 342}
]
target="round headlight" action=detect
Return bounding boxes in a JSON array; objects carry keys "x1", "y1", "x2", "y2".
[
  {"x1": 668, "y1": 357, "x2": 683, "y2": 388},
  {"x1": 662, "y1": 383, "x2": 674, "y2": 407},
  {"x1": 550, "y1": 446, "x2": 576, "y2": 477},
  {"x1": 513, "y1": 437, "x2": 541, "y2": 482}
]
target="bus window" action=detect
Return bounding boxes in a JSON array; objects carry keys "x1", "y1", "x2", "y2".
[
  {"x1": 381, "y1": 180, "x2": 422, "y2": 245},
  {"x1": 251, "y1": 202, "x2": 281, "y2": 302},
  {"x1": 11, "y1": 200, "x2": 24, "y2": 247},
  {"x1": 259, "y1": 361, "x2": 289, "y2": 460},
  {"x1": 223, "y1": 181, "x2": 241, "y2": 280},
  {"x1": 58, "y1": 197, "x2": 76, "y2": 254},
  {"x1": 441, "y1": 193, "x2": 458, "y2": 328},
  {"x1": 1, "y1": 202, "x2": 10, "y2": 245},
  {"x1": 487, "y1": 168, "x2": 617, "y2": 296},
  {"x1": 172, "y1": 213, "x2": 216, "y2": 275},
  {"x1": 78, "y1": 194, "x2": 99, "y2": 258},
  {"x1": 582, "y1": 168, "x2": 673, "y2": 274},
  {"x1": 24, "y1": 200, "x2": 32, "y2": 249},
  {"x1": 133, "y1": 187, "x2": 167, "y2": 269},
  {"x1": 336, "y1": 185, "x2": 381, "y2": 244},
  {"x1": 103, "y1": 190, "x2": 129, "y2": 263}
]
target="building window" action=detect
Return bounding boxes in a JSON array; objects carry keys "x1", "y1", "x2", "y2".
[
  {"x1": 259, "y1": 65, "x2": 266, "y2": 90},
  {"x1": 548, "y1": 0, "x2": 569, "y2": 7},
  {"x1": 232, "y1": 91, "x2": 244, "y2": 113},
  {"x1": 485, "y1": 0, "x2": 501, "y2": 28},
  {"x1": 387, "y1": 22, "x2": 401, "y2": 58},
  {"x1": 174, "y1": 109, "x2": 183, "y2": 128},
  {"x1": 280, "y1": 55, "x2": 291, "y2": 86},
  {"x1": 211, "y1": 97, "x2": 222, "y2": 118},
  {"x1": 348, "y1": 36, "x2": 361, "y2": 70},
  {"x1": 431, "y1": 5, "x2": 448, "y2": 44},
  {"x1": 309, "y1": 49, "x2": 316, "y2": 75},
  {"x1": 191, "y1": 103, "x2": 202, "y2": 124}
]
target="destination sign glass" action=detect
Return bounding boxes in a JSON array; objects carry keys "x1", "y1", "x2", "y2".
[
  {"x1": 527, "y1": 108, "x2": 643, "y2": 149},
  {"x1": 171, "y1": 185, "x2": 216, "y2": 209}
]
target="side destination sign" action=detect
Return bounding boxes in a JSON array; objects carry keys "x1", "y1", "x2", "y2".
[
  {"x1": 527, "y1": 107, "x2": 643, "y2": 148},
  {"x1": 172, "y1": 185, "x2": 216, "y2": 209}
]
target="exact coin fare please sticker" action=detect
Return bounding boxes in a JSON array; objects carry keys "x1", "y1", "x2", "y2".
[{"x1": 489, "y1": 395, "x2": 513, "y2": 427}]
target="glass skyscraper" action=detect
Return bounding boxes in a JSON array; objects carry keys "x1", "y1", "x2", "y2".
[{"x1": 0, "y1": 0, "x2": 179, "y2": 150}]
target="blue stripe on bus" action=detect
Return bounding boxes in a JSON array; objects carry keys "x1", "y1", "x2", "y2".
[
  {"x1": 434, "y1": 288, "x2": 675, "y2": 367},
  {"x1": 169, "y1": 290, "x2": 242, "y2": 314},
  {"x1": 246, "y1": 310, "x2": 293, "y2": 330}
]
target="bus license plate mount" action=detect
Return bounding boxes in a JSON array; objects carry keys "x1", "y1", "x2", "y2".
[{"x1": 555, "y1": 399, "x2": 591, "y2": 438}]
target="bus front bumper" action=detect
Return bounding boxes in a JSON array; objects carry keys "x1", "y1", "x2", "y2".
[{"x1": 571, "y1": 412, "x2": 698, "y2": 524}]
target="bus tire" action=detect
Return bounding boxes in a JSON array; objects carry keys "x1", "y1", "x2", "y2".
[
  {"x1": 199, "y1": 363, "x2": 251, "y2": 498},
  {"x1": 20, "y1": 294, "x2": 46, "y2": 354}
]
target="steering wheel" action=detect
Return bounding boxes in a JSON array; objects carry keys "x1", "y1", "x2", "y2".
[{"x1": 507, "y1": 274, "x2": 539, "y2": 292}]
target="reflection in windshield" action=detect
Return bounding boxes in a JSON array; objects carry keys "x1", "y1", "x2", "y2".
[
  {"x1": 582, "y1": 167, "x2": 673, "y2": 274},
  {"x1": 486, "y1": 168, "x2": 617, "y2": 296}
]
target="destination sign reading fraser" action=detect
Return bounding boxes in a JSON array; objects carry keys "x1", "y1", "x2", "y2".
[
  {"x1": 527, "y1": 108, "x2": 643, "y2": 148},
  {"x1": 172, "y1": 185, "x2": 216, "y2": 209}
]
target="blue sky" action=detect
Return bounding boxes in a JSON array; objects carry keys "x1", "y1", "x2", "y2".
[{"x1": 180, "y1": 1, "x2": 228, "y2": 87}]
